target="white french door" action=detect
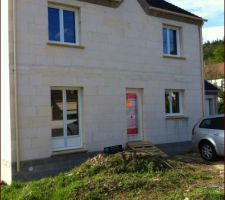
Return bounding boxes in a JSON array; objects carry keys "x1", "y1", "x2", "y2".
[
  {"x1": 126, "y1": 89, "x2": 143, "y2": 142},
  {"x1": 51, "y1": 88, "x2": 82, "y2": 151}
]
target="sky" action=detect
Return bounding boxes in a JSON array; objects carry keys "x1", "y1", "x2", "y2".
[{"x1": 166, "y1": 0, "x2": 224, "y2": 43}]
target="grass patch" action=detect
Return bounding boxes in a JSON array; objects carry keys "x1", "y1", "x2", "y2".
[
  {"x1": 189, "y1": 188, "x2": 224, "y2": 200},
  {"x1": 1, "y1": 152, "x2": 224, "y2": 200}
]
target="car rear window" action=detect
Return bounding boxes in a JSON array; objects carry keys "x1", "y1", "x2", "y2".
[{"x1": 199, "y1": 117, "x2": 224, "y2": 130}]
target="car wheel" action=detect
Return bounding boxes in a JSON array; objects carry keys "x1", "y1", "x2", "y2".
[{"x1": 200, "y1": 141, "x2": 217, "y2": 161}]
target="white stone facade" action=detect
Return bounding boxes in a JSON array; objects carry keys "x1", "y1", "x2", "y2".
[{"x1": 1, "y1": 0, "x2": 204, "y2": 183}]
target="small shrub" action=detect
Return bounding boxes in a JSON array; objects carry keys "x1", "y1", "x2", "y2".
[
  {"x1": 162, "y1": 192, "x2": 185, "y2": 200},
  {"x1": 189, "y1": 188, "x2": 224, "y2": 200},
  {"x1": 83, "y1": 191, "x2": 105, "y2": 200},
  {"x1": 1, "y1": 152, "x2": 223, "y2": 200}
]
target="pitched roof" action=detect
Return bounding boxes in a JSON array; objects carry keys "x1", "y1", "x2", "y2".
[
  {"x1": 137, "y1": 0, "x2": 204, "y2": 25},
  {"x1": 146, "y1": 0, "x2": 201, "y2": 18},
  {"x1": 205, "y1": 80, "x2": 219, "y2": 91}
]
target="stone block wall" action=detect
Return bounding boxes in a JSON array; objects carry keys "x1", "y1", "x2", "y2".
[{"x1": 9, "y1": 0, "x2": 203, "y2": 162}]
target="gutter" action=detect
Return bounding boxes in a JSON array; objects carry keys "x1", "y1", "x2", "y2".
[
  {"x1": 148, "y1": 6, "x2": 207, "y2": 22},
  {"x1": 205, "y1": 90, "x2": 219, "y2": 95},
  {"x1": 137, "y1": 0, "x2": 207, "y2": 25},
  {"x1": 12, "y1": 0, "x2": 20, "y2": 172},
  {"x1": 76, "y1": 0, "x2": 124, "y2": 8}
]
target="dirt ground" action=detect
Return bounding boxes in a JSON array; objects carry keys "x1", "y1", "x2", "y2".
[
  {"x1": 174, "y1": 153, "x2": 224, "y2": 174},
  {"x1": 174, "y1": 153, "x2": 224, "y2": 167},
  {"x1": 172, "y1": 153, "x2": 224, "y2": 192}
]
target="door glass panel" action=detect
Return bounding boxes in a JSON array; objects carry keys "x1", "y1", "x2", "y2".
[
  {"x1": 126, "y1": 93, "x2": 138, "y2": 136},
  {"x1": 66, "y1": 90, "x2": 79, "y2": 136},
  {"x1": 51, "y1": 90, "x2": 63, "y2": 120},
  {"x1": 52, "y1": 128, "x2": 64, "y2": 137},
  {"x1": 51, "y1": 90, "x2": 64, "y2": 137}
]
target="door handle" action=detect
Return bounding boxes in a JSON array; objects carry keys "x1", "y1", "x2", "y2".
[{"x1": 213, "y1": 133, "x2": 219, "y2": 136}]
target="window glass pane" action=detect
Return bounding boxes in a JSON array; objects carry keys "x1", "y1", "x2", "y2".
[
  {"x1": 51, "y1": 90, "x2": 63, "y2": 120},
  {"x1": 126, "y1": 93, "x2": 138, "y2": 135},
  {"x1": 199, "y1": 119, "x2": 212, "y2": 129},
  {"x1": 169, "y1": 29, "x2": 177, "y2": 55},
  {"x1": 51, "y1": 90, "x2": 64, "y2": 137},
  {"x1": 66, "y1": 90, "x2": 79, "y2": 136},
  {"x1": 200, "y1": 117, "x2": 224, "y2": 130},
  {"x1": 52, "y1": 128, "x2": 63, "y2": 137},
  {"x1": 171, "y1": 91, "x2": 180, "y2": 113},
  {"x1": 210, "y1": 117, "x2": 224, "y2": 130},
  {"x1": 163, "y1": 28, "x2": 168, "y2": 54},
  {"x1": 63, "y1": 10, "x2": 76, "y2": 43},
  {"x1": 165, "y1": 92, "x2": 170, "y2": 113},
  {"x1": 48, "y1": 8, "x2": 60, "y2": 41}
]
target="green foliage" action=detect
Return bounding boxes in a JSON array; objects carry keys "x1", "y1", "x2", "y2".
[
  {"x1": 83, "y1": 191, "x2": 104, "y2": 200},
  {"x1": 163, "y1": 188, "x2": 224, "y2": 200},
  {"x1": 203, "y1": 39, "x2": 224, "y2": 65},
  {"x1": 189, "y1": 188, "x2": 224, "y2": 200},
  {"x1": 162, "y1": 192, "x2": 185, "y2": 200},
  {"x1": 218, "y1": 89, "x2": 224, "y2": 114}
]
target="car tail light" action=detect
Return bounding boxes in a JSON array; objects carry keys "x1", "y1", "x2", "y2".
[
  {"x1": 192, "y1": 123, "x2": 198, "y2": 137},
  {"x1": 192, "y1": 127, "x2": 195, "y2": 137}
]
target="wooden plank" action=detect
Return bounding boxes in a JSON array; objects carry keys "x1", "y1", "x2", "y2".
[{"x1": 127, "y1": 140, "x2": 168, "y2": 157}]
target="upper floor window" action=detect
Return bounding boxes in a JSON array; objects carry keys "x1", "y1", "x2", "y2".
[
  {"x1": 48, "y1": 6, "x2": 79, "y2": 44},
  {"x1": 163, "y1": 26, "x2": 180, "y2": 56}
]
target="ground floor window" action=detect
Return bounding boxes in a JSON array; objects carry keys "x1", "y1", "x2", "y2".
[
  {"x1": 165, "y1": 90, "x2": 183, "y2": 115},
  {"x1": 51, "y1": 88, "x2": 82, "y2": 150}
]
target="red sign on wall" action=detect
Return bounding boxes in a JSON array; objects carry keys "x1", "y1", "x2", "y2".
[{"x1": 126, "y1": 93, "x2": 138, "y2": 136}]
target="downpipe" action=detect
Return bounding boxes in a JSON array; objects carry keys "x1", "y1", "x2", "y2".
[
  {"x1": 199, "y1": 24, "x2": 205, "y2": 117},
  {"x1": 12, "y1": 0, "x2": 20, "y2": 172}
]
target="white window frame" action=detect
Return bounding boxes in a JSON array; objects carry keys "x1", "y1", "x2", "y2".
[
  {"x1": 48, "y1": 4, "x2": 80, "y2": 45},
  {"x1": 163, "y1": 25, "x2": 181, "y2": 56},
  {"x1": 165, "y1": 90, "x2": 183, "y2": 116}
]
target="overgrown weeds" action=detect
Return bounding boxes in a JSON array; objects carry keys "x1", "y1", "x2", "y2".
[{"x1": 1, "y1": 152, "x2": 224, "y2": 200}]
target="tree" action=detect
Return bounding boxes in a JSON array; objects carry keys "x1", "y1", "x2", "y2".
[
  {"x1": 218, "y1": 89, "x2": 224, "y2": 114},
  {"x1": 203, "y1": 39, "x2": 224, "y2": 65}
]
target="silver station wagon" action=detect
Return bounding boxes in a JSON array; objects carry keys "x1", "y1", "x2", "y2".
[{"x1": 192, "y1": 114, "x2": 224, "y2": 161}]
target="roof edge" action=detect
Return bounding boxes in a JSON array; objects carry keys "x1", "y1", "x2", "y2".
[
  {"x1": 204, "y1": 80, "x2": 220, "y2": 91},
  {"x1": 138, "y1": 0, "x2": 206, "y2": 25},
  {"x1": 76, "y1": 0, "x2": 124, "y2": 8},
  {"x1": 149, "y1": 6, "x2": 205, "y2": 22}
]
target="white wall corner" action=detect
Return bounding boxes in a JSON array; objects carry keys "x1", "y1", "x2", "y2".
[{"x1": 1, "y1": 0, "x2": 13, "y2": 184}]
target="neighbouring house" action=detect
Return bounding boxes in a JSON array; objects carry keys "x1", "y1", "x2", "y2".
[
  {"x1": 204, "y1": 80, "x2": 219, "y2": 116},
  {"x1": 204, "y1": 62, "x2": 224, "y2": 91},
  {"x1": 208, "y1": 78, "x2": 224, "y2": 91},
  {"x1": 204, "y1": 63, "x2": 224, "y2": 114},
  {"x1": 1, "y1": 0, "x2": 205, "y2": 183}
]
